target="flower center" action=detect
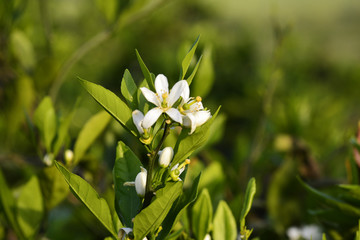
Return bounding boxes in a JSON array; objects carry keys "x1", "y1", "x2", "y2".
[{"x1": 161, "y1": 93, "x2": 168, "y2": 108}]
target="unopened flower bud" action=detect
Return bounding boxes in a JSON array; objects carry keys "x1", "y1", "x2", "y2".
[
  {"x1": 135, "y1": 167, "x2": 147, "y2": 198},
  {"x1": 158, "y1": 147, "x2": 174, "y2": 168},
  {"x1": 64, "y1": 149, "x2": 74, "y2": 164},
  {"x1": 43, "y1": 153, "x2": 54, "y2": 166}
]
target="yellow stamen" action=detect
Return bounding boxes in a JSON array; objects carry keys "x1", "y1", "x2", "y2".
[{"x1": 196, "y1": 96, "x2": 202, "y2": 102}]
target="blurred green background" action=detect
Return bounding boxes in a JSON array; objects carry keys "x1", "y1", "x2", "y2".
[{"x1": 1, "y1": 0, "x2": 360, "y2": 239}]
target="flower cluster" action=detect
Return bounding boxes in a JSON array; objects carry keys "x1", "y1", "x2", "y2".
[{"x1": 126, "y1": 74, "x2": 211, "y2": 197}]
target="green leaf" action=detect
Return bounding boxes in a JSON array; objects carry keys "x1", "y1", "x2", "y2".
[
  {"x1": 33, "y1": 96, "x2": 57, "y2": 153},
  {"x1": 213, "y1": 200, "x2": 237, "y2": 240},
  {"x1": 192, "y1": 188, "x2": 212, "y2": 240},
  {"x1": 137, "y1": 79, "x2": 150, "y2": 114},
  {"x1": 186, "y1": 55, "x2": 202, "y2": 85},
  {"x1": 39, "y1": 165, "x2": 70, "y2": 210},
  {"x1": 54, "y1": 161, "x2": 117, "y2": 238},
  {"x1": 338, "y1": 184, "x2": 360, "y2": 201},
  {"x1": 193, "y1": 46, "x2": 214, "y2": 98},
  {"x1": 133, "y1": 182, "x2": 183, "y2": 240},
  {"x1": 16, "y1": 176, "x2": 44, "y2": 239},
  {"x1": 113, "y1": 141, "x2": 142, "y2": 227},
  {"x1": 53, "y1": 107, "x2": 76, "y2": 156},
  {"x1": 10, "y1": 30, "x2": 36, "y2": 70},
  {"x1": 240, "y1": 178, "x2": 256, "y2": 229},
  {"x1": 158, "y1": 173, "x2": 201, "y2": 239},
  {"x1": 135, "y1": 49, "x2": 155, "y2": 92},
  {"x1": 172, "y1": 107, "x2": 221, "y2": 166},
  {"x1": 0, "y1": 169, "x2": 25, "y2": 239},
  {"x1": 298, "y1": 177, "x2": 360, "y2": 216},
  {"x1": 79, "y1": 78, "x2": 137, "y2": 136},
  {"x1": 180, "y1": 35, "x2": 200, "y2": 81},
  {"x1": 73, "y1": 110, "x2": 111, "y2": 165},
  {"x1": 121, "y1": 69, "x2": 138, "y2": 110}
]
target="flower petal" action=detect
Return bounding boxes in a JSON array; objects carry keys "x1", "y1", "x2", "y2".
[
  {"x1": 168, "y1": 80, "x2": 188, "y2": 106},
  {"x1": 180, "y1": 81, "x2": 190, "y2": 103},
  {"x1": 186, "y1": 112, "x2": 197, "y2": 134},
  {"x1": 132, "y1": 110, "x2": 145, "y2": 134},
  {"x1": 140, "y1": 87, "x2": 160, "y2": 106},
  {"x1": 155, "y1": 74, "x2": 169, "y2": 96},
  {"x1": 189, "y1": 101, "x2": 204, "y2": 111},
  {"x1": 142, "y1": 107, "x2": 163, "y2": 129},
  {"x1": 166, "y1": 108, "x2": 183, "y2": 124},
  {"x1": 194, "y1": 110, "x2": 211, "y2": 127}
]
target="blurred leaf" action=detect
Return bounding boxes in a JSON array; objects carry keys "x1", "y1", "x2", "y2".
[
  {"x1": 113, "y1": 141, "x2": 142, "y2": 227},
  {"x1": 135, "y1": 49, "x2": 155, "y2": 92},
  {"x1": 121, "y1": 69, "x2": 138, "y2": 110},
  {"x1": 186, "y1": 55, "x2": 202, "y2": 85},
  {"x1": 192, "y1": 188, "x2": 212, "y2": 240},
  {"x1": 240, "y1": 178, "x2": 256, "y2": 229},
  {"x1": 213, "y1": 200, "x2": 237, "y2": 240},
  {"x1": 193, "y1": 46, "x2": 214, "y2": 98},
  {"x1": 95, "y1": 0, "x2": 118, "y2": 22},
  {"x1": 298, "y1": 177, "x2": 360, "y2": 216},
  {"x1": 79, "y1": 78, "x2": 138, "y2": 136},
  {"x1": 10, "y1": 29, "x2": 36, "y2": 70},
  {"x1": 0, "y1": 169, "x2": 25, "y2": 239},
  {"x1": 33, "y1": 96, "x2": 57, "y2": 153},
  {"x1": 338, "y1": 184, "x2": 360, "y2": 201},
  {"x1": 172, "y1": 107, "x2": 220, "y2": 166},
  {"x1": 16, "y1": 176, "x2": 44, "y2": 239},
  {"x1": 205, "y1": 113, "x2": 226, "y2": 147},
  {"x1": 55, "y1": 161, "x2": 118, "y2": 238},
  {"x1": 180, "y1": 35, "x2": 200, "y2": 81},
  {"x1": 158, "y1": 173, "x2": 201, "y2": 239},
  {"x1": 39, "y1": 165, "x2": 69, "y2": 210},
  {"x1": 133, "y1": 182, "x2": 183, "y2": 240},
  {"x1": 73, "y1": 110, "x2": 111, "y2": 165},
  {"x1": 53, "y1": 107, "x2": 76, "y2": 156}
]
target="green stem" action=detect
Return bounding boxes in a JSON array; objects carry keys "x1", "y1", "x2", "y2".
[{"x1": 142, "y1": 122, "x2": 171, "y2": 209}]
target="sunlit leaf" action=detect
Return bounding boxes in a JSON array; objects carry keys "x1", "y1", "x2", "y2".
[
  {"x1": 73, "y1": 110, "x2": 111, "y2": 165},
  {"x1": 172, "y1": 107, "x2": 220, "y2": 166},
  {"x1": 186, "y1": 55, "x2": 202, "y2": 85},
  {"x1": 213, "y1": 200, "x2": 237, "y2": 240},
  {"x1": 192, "y1": 188, "x2": 212, "y2": 240},
  {"x1": 121, "y1": 69, "x2": 138, "y2": 110},
  {"x1": 133, "y1": 182, "x2": 183, "y2": 240},
  {"x1": 113, "y1": 141, "x2": 142, "y2": 227},
  {"x1": 240, "y1": 177, "x2": 256, "y2": 229},
  {"x1": 33, "y1": 96, "x2": 57, "y2": 153},
  {"x1": 79, "y1": 78, "x2": 138, "y2": 136},
  {"x1": 193, "y1": 45, "x2": 214, "y2": 98},
  {"x1": 180, "y1": 35, "x2": 200, "y2": 81},
  {"x1": 55, "y1": 161, "x2": 117, "y2": 238},
  {"x1": 158, "y1": 173, "x2": 201, "y2": 239},
  {"x1": 16, "y1": 176, "x2": 44, "y2": 239},
  {"x1": 135, "y1": 49, "x2": 155, "y2": 92},
  {"x1": 0, "y1": 169, "x2": 25, "y2": 239}
]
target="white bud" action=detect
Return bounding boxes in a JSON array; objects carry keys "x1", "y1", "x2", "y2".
[
  {"x1": 64, "y1": 149, "x2": 74, "y2": 164},
  {"x1": 135, "y1": 167, "x2": 147, "y2": 198},
  {"x1": 158, "y1": 147, "x2": 174, "y2": 168},
  {"x1": 43, "y1": 153, "x2": 54, "y2": 166}
]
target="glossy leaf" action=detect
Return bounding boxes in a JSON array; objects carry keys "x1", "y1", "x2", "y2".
[
  {"x1": 113, "y1": 141, "x2": 142, "y2": 227},
  {"x1": 121, "y1": 69, "x2": 138, "y2": 110},
  {"x1": 135, "y1": 49, "x2": 155, "y2": 92},
  {"x1": 240, "y1": 177, "x2": 256, "y2": 229},
  {"x1": 16, "y1": 176, "x2": 44, "y2": 239},
  {"x1": 39, "y1": 165, "x2": 69, "y2": 210},
  {"x1": 213, "y1": 200, "x2": 237, "y2": 240},
  {"x1": 33, "y1": 96, "x2": 57, "y2": 153},
  {"x1": 172, "y1": 107, "x2": 220, "y2": 166},
  {"x1": 298, "y1": 177, "x2": 360, "y2": 216},
  {"x1": 180, "y1": 35, "x2": 200, "y2": 81},
  {"x1": 73, "y1": 110, "x2": 111, "y2": 165},
  {"x1": 79, "y1": 78, "x2": 137, "y2": 136},
  {"x1": 192, "y1": 188, "x2": 212, "y2": 240},
  {"x1": 186, "y1": 55, "x2": 202, "y2": 85},
  {"x1": 0, "y1": 169, "x2": 25, "y2": 239},
  {"x1": 158, "y1": 173, "x2": 201, "y2": 239},
  {"x1": 133, "y1": 182, "x2": 183, "y2": 240},
  {"x1": 55, "y1": 161, "x2": 117, "y2": 238}
]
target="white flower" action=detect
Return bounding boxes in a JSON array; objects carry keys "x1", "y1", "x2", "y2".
[
  {"x1": 287, "y1": 227, "x2": 301, "y2": 240},
  {"x1": 179, "y1": 85, "x2": 212, "y2": 134},
  {"x1": 132, "y1": 110, "x2": 146, "y2": 135},
  {"x1": 286, "y1": 225, "x2": 322, "y2": 240},
  {"x1": 158, "y1": 147, "x2": 174, "y2": 168},
  {"x1": 203, "y1": 234, "x2": 211, "y2": 240},
  {"x1": 135, "y1": 167, "x2": 147, "y2": 198},
  {"x1": 118, "y1": 227, "x2": 148, "y2": 240},
  {"x1": 43, "y1": 153, "x2": 54, "y2": 166},
  {"x1": 140, "y1": 74, "x2": 188, "y2": 129},
  {"x1": 169, "y1": 159, "x2": 190, "y2": 181}
]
